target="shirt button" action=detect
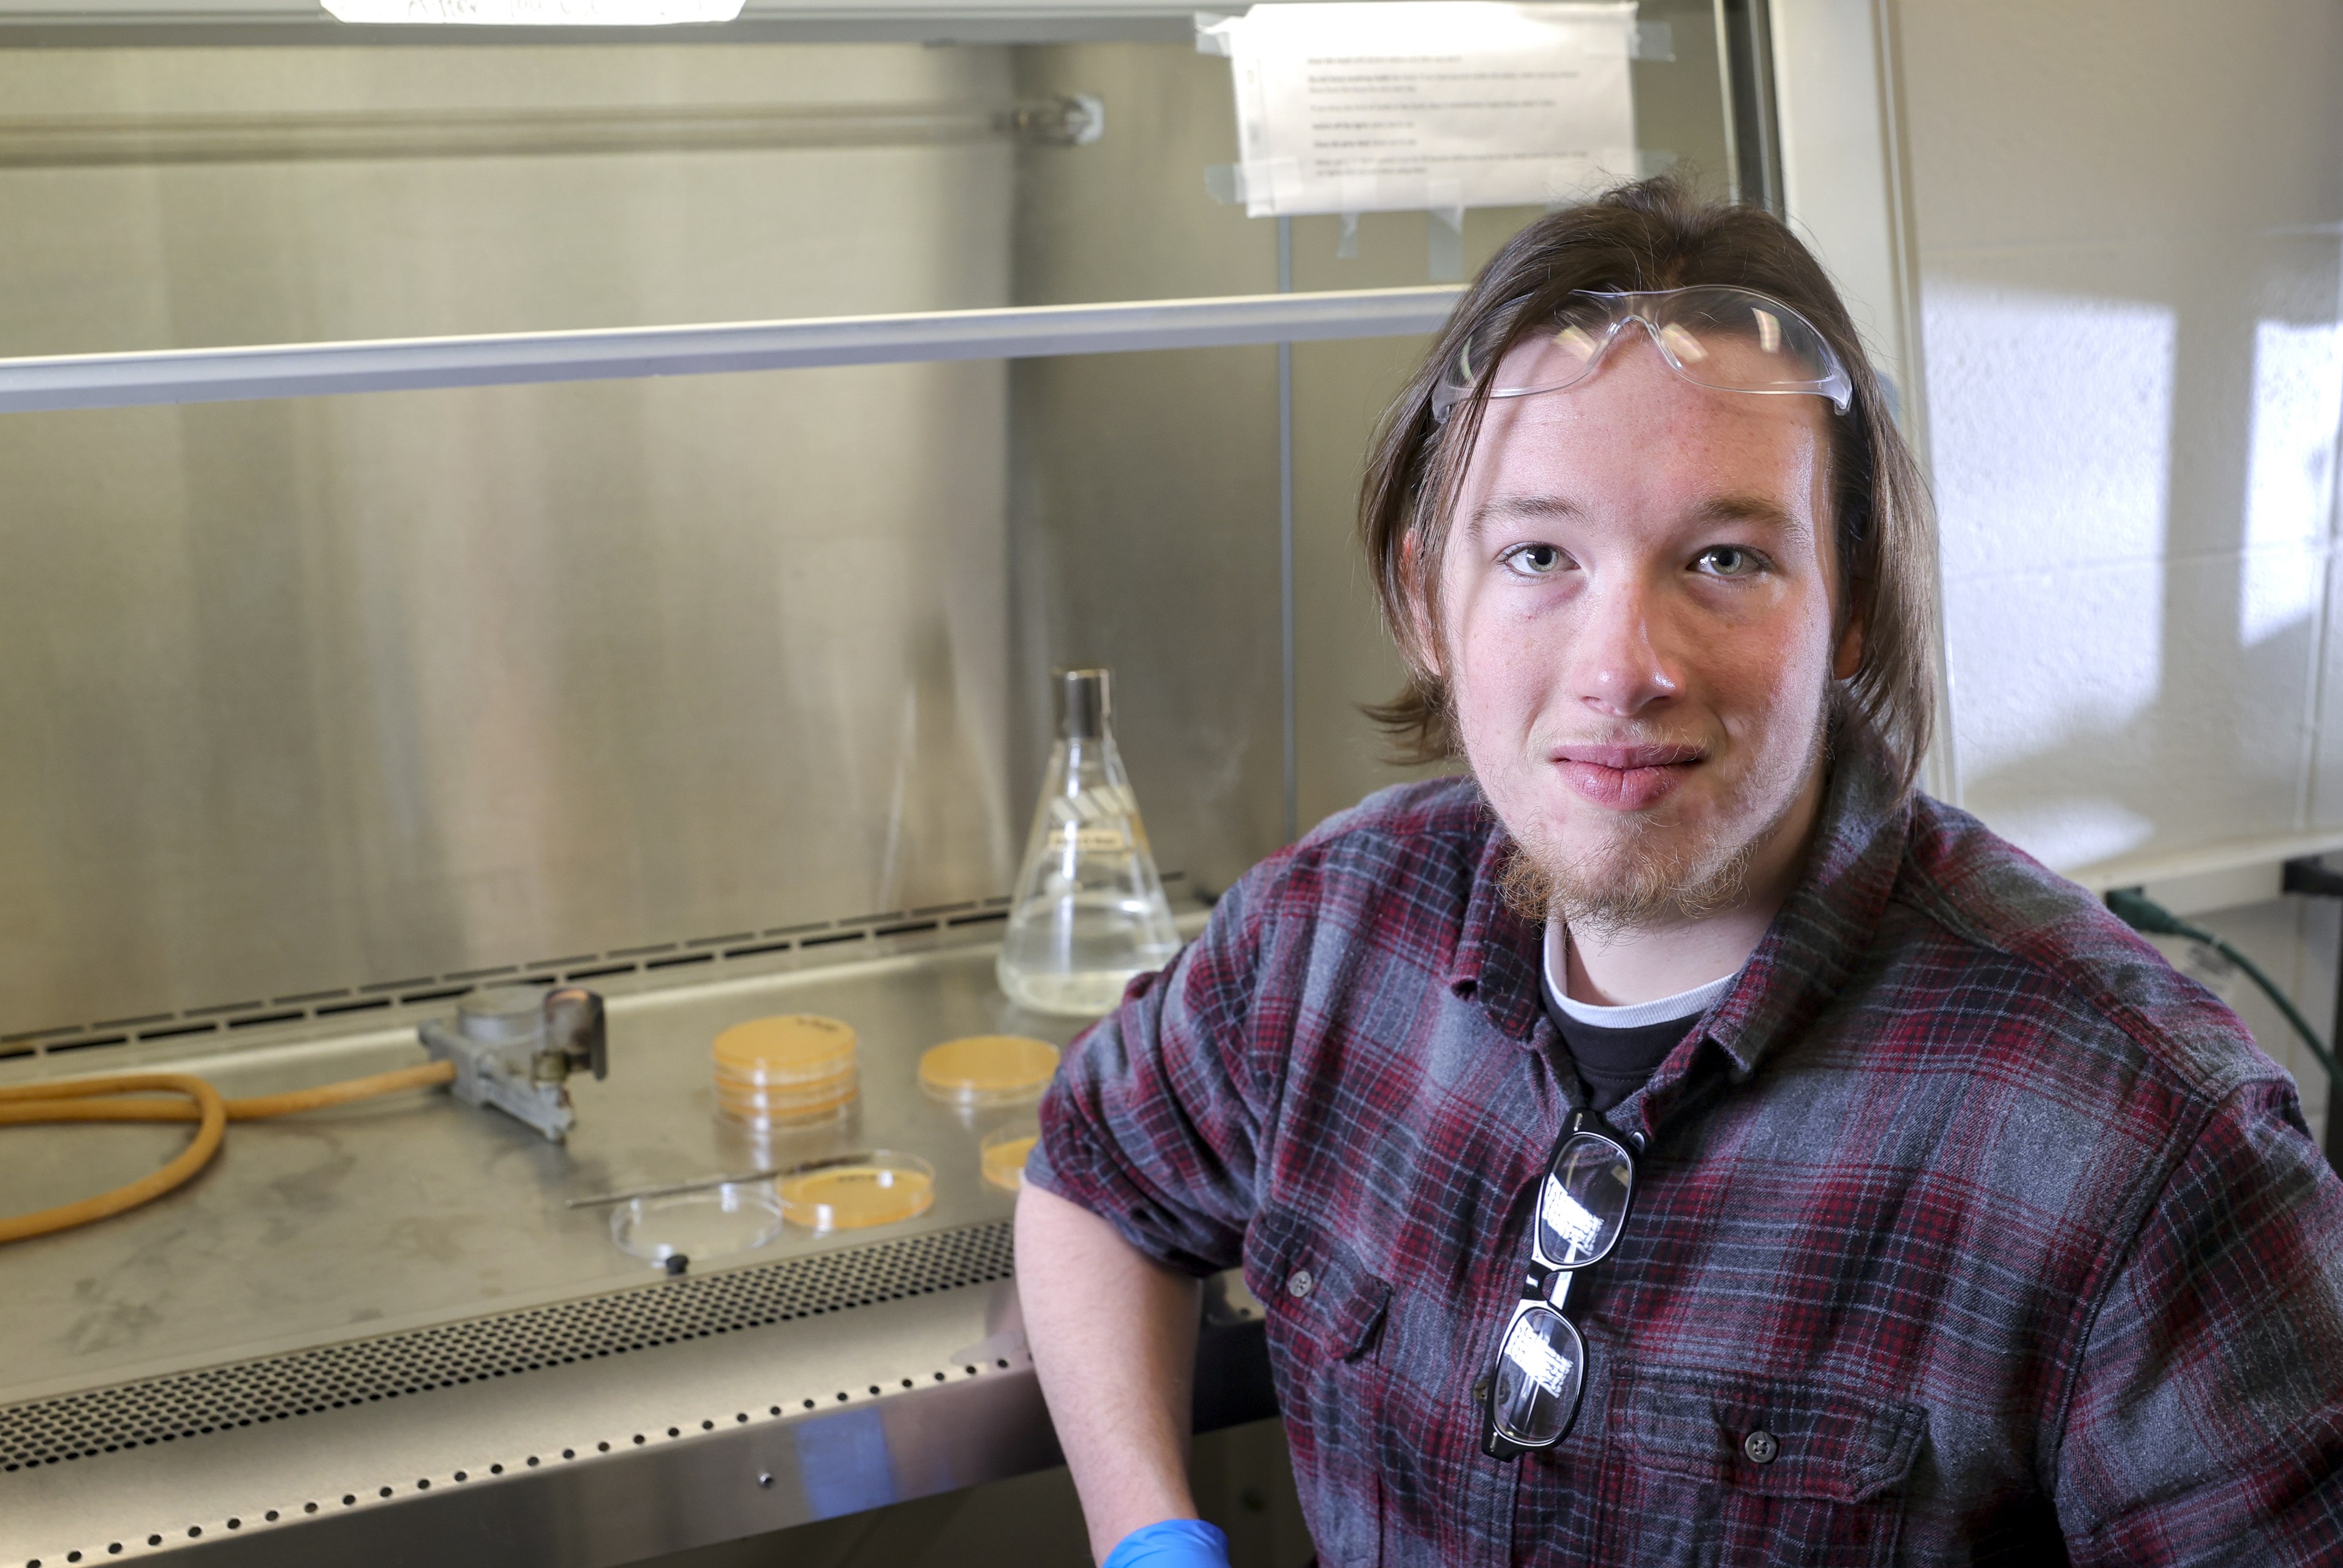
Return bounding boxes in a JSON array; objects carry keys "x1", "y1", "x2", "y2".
[
  {"x1": 1743, "y1": 1429, "x2": 1779, "y2": 1465},
  {"x1": 1285, "y1": 1268, "x2": 1315, "y2": 1300}
]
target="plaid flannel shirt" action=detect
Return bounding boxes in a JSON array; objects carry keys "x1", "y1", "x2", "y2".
[{"x1": 1030, "y1": 737, "x2": 2343, "y2": 1566}]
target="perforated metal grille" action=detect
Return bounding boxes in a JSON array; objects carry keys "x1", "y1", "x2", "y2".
[{"x1": 0, "y1": 1219, "x2": 1013, "y2": 1471}]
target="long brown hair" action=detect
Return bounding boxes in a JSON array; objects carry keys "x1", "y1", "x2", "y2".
[{"x1": 1359, "y1": 175, "x2": 1938, "y2": 794}]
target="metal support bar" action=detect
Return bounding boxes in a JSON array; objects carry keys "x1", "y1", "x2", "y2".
[
  {"x1": 1277, "y1": 216, "x2": 1298, "y2": 846},
  {"x1": 0, "y1": 96, "x2": 1103, "y2": 167},
  {"x1": 0, "y1": 285, "x2": 1464, "y2": 414},
  {"x1": 2282, "y1": 857, "x2": 2343, "y2": 1175}
]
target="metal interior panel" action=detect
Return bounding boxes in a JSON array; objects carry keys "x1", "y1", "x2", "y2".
[
  {"x1": 0, "y1": 360, "x2": 1019, "y2": 1039},
  {"x1": 0, "y1": 39, "x2": 1041, "y2": 1038}
]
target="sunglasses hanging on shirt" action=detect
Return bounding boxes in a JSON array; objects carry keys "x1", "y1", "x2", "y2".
[{"x1": 1480, "y1": 1107, "x2": 1639, "y2": 1460}]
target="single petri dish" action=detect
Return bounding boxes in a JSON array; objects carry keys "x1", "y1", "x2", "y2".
[
  {"x1": 713, "y1": 1014, "x2": 858, "y2": 1086},
  {"x1": 610, "y1": 1183, "x2": 785, "y2": 1265},
  {"x1": 918, "y1": 1035, "x2": 1060, "y2": 1107},
  {"x1": 980, "y1": 1127, "x2": 1040, "y2": 1193},
  {"x1": 777, "y1": 1152, "x2": 936, "y2": 1233}
]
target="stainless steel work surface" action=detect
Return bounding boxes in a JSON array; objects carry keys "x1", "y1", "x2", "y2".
[
  {"x1": 0, "y1": 935, "x2": 1085, "y2": 1400},
  {"x1": 0, "y1": 926, "x2": 1268, "y2": 1566}
]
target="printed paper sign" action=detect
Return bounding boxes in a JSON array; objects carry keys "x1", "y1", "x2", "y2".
[{"x1": 1204, "y1": 2, "x2": 1638, "y2": 218}]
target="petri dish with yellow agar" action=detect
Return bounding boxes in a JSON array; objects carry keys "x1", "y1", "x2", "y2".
[
  {"x1": 777, "y1": 1152, "x2": 935, "y2": 1233},
  {"x1": 980, "y1": 1126, "x2": 1040, "y2": 1193},
  {"x1": 918, "y1": 1035, "x2": 1060, "y2": 1107},
  {"x1": 714, "y1": 1014, "x2": 858, "y2": 1128}
]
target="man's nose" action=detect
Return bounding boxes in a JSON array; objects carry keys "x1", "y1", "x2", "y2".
[{"x1": 1569, "y1": 572, "x2": 1681, "y2": 716}]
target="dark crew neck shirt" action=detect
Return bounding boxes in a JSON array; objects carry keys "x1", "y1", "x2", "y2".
[{"x1": 1549, "y1": 1009, "x2": 1702, "y2": 1113}]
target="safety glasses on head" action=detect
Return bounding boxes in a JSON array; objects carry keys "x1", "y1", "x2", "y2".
[{"x1": 1429, "y1": 285, "x2": 1855, "y2": 425}]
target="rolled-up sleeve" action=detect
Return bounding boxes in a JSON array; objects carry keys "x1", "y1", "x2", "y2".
[
  {"x1": 1027, "y1": 867, "x2": 1281, "y2": 1278},
  {"x1": 2056, "y1": 1079, "x2": 2343, "y2": 1562}
]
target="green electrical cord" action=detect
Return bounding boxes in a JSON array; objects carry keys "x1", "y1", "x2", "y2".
[{"x1": 2105, "y1": 886, "x2": 2341, "y2": 1087}]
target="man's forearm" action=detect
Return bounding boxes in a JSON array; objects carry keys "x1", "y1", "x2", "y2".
[{"x1": 1017, "y1": 1182, "x2": 1204, "y2": 1562}]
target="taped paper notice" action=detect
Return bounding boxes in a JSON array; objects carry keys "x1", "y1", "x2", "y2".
[{"x1": 1204, "y1": 2, "x2": 1638, "y2": 219}]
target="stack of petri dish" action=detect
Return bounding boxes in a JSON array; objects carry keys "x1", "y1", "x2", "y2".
[{"x1": 712, "y1": 1013, "x2": 859, "y2": 1128}]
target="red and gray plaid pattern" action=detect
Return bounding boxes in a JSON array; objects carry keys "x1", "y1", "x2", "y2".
[{"x1": 1031, "y1": 736, "x2": 2343, "y2": 1564}]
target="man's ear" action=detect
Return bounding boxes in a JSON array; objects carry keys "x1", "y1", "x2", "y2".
[{"x1": 1832, "y1": 615, "x2": 1864, "y2": 682}]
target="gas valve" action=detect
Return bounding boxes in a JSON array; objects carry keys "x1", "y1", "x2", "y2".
[{"x1": 420, "y1": 984, "x2": 608, "y2": 1142}]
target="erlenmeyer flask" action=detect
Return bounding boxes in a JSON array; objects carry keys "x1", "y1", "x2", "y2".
[{"x1": 997, "y1": 669, "x2": 1181, "y2": 1016}]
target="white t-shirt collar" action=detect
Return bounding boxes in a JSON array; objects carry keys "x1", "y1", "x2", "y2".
[{"x1": 1542, "y1": 914, "x2": 1739, "y2": 1028}]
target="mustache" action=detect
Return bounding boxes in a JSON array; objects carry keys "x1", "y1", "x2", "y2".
[{"x1": 1541, "y1": 728, "x2": 1713, "y2": 758}]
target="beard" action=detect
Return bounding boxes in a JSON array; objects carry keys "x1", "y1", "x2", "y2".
[{"x1": 1495, "y1": 705, "x2": 1834, "y2": 940}]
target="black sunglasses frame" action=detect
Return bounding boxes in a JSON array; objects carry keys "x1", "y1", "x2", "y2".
[{"x1": 1478, "y1": 1107, "x2": 1639, "y2": 1461}]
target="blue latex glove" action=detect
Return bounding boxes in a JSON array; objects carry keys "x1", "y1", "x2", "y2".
[{"x1": 1099, "y1": 1518, "x2": 1232, "y2": 1568}]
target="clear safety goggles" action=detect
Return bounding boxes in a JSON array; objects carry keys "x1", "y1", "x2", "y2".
[{"x1": 1430, "y1": 285, "x2": 1854, "y2": 424}]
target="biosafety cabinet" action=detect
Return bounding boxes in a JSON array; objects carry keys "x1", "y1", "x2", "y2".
[{"x1": 0, "y1": 3, "x2": 1784, "y2": 1562}]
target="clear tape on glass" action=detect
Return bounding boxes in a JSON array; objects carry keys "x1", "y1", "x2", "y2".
[{"x1": 1202, "y1": 2, "x2": 1640, "y2": 219}]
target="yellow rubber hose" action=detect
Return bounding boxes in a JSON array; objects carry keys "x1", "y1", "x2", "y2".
[{"x1": 0, "y1": 1059, "x2": 456, "y2": 1245}]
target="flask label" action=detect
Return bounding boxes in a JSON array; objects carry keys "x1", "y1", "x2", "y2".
[{"x1": 1050, "y1": 827, "x2": 1130, "y2": 853}]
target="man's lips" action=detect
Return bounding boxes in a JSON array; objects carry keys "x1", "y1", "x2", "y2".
[{"x1": 1550, "y1": 744, "x2": 1705, "y2": 810}]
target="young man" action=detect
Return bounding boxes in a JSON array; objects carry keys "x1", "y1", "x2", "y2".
[{"x1": 1016, "y1": 179, "x2": 2343, "y2": 1564}]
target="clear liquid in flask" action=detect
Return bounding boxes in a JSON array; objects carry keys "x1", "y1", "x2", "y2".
[{"x1": 997, "y1": 669, "x2": 1180, "y2": 1016}]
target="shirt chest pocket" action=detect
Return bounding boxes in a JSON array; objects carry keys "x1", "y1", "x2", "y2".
[
  {"x1": 1612, "y1": 1367, "x2": 1927, "y2": 1568},
  {"x1": 1244, "y1": 1203, "x2": 1394, "y2": 1366}
]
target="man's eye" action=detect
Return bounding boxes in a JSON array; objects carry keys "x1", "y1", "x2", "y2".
[
  {"x1": 1696, "y1": 545, "x2": 1764, "y2": 577},
  {"x1": 1504, "y1": 543, "x2": 1566, "y2": 576}
]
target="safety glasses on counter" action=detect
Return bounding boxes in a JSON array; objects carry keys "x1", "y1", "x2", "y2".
[
  {"x1": 1479, "y1": 1107, "x2": 1637, "y2": 1460},
  {"x1": 1430, "y1": 285, "x2": 1855, "y2": 424}
]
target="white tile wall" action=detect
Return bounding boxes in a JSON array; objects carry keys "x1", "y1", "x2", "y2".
[
  {"x1": 1904, "y1": 4, "x2": 2343, "y2": 870},
  {"x1": 1895, "y1": 0, "x2": 2343, "y2": 1133}
]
